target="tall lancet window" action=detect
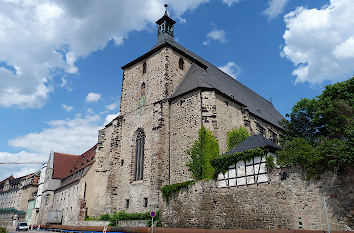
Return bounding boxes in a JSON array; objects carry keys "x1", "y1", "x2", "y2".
[
  {"x1": 179, "y1": 57, "x2": 184, "y2": 70},
  {"x1": 143, "y1": 62, "x2": 147, "y2": 74},
  {"x1": 134, "y1": 129, "x2": 145, "y2": 181}
]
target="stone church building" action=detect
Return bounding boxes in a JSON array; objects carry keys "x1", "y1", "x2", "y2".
[{"x1": 89, "y1": 8, "x2": 284, "y2": 218}]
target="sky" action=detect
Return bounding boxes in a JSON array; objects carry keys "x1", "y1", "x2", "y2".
[{"x1": 0, "y1": 0, "x2": 353, "y2": 180}]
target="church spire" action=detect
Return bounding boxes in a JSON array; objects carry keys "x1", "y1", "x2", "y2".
[{"x1": 156, "y1": 4, "x2": 176, "y2": 41}]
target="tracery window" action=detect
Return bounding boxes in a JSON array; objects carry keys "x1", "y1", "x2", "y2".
[
  {"x1": 270, "y1": 130, "x2": 278, "y2": 143},
  {"x1": 256, "y1": 123, "x2": 265, "y2": 136},
  {"x1": 134, "y1": 129, "x2": 145, "y2": 181},
  {"x1": 179, "y1": 57, "x2": 184, "y2": 70}
]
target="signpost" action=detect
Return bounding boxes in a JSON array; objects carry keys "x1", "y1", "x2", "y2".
[
  {"x1": 323, "y1": 197, "x2": 331, "y2": 233},
  {"x1": 150, "y1": 211, "x2": 156, "y2": 233}
]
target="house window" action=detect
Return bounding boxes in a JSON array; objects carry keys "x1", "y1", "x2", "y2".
[
  {"x1": 125, "y1": 199, "x2": 130, "y2": 208},
  {"x1": 143, "y1": 62, "x2": 147, "y2": 74},
  {"x1": 144, "y1": 198, "x2": 148, "y2": 208},
  {"x1": 179, "y1": 57, "x2": 184, "y2": 70},
  {"x1": 217, "y1": 154, "x2": 269, "y2": 188},
  {"x1": 134, "y1": 129, "x2": 145, "y2": 181}
]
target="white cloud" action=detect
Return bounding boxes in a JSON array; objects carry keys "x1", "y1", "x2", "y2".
[
  {"x1": 104, "y1": 112, "x2": 120, "y2": 126},
  {"x1": 62, "y1": 104, "x2": 73, "y2": 112},
  {"x1": 87, "y1": 108, "x2": 94, "y2": 114},
  {"x1": 282, "y1": 0, "x2": 354, "y2": 84},
  {"x1": 0, "y1": 164, "x2": 41, "y2": 181},
  {"x1": 178, "y1": 17, "x2": 187, "y2": 24},
  {"x1": 203, "y1": 28, "x2": 226, "y2": 45},
  {"x1": 0, "y1": 114, "x2": 102, "y2": 180},
  {"x1": 0, "y1": 0, "x2": 209, "y2": 109},
  {"x1": 105, "y1": 102, "x2": 119, "y2": 111},
  {"x1": 218, "y1": 61, "x2": 241, "y2": 79},
  {"x1": 9, "y1": 115, "x2": 100, "y2": 156},
  {"x1": 222, "y1": 0, "x2": 242, "y2": 7},
  {"x1": 263, "y1": 0, "x2": 289, "y2": 20},
  {"x1": 86, "y1": 92, "x2": 101, "y2": 102},
  {"x1": 0, "y1": 151, "x2": 43, "y2": 180},
  {"x1": 0, "y1": 151, "x2": 44, "y2": 164},
  {"x1": 333, "y1": 36, "x2": 354, "y2": 59}
]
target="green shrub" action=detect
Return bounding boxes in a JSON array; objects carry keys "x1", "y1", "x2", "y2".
[
  {"x1": 109, "y1": 211, "x2": 150, "y2": 226},
  {"x1": 0, "y1": 226, "x2": 7, "y2": 233},
  {"x1": 187, "y1": 125, "x2": 219, "y2": 180},
  {"x1": 161, "y1": 180, "x2": 195, "y2": 201},
  {"x1": 265, "y1": 154, "x2": 275, "y2": 169},
  {"x1": 226, "y1": 127, "x2": 249, "y2": 151},
  {"x1": 277, "y1": 137, "x2": 354, "y2": 178},
  {"x1": 99, "y1": 213, "x2": 111, "y2": 221}
]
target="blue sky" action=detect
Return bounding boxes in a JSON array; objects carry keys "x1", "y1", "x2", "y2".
[{"x1": 0, "y1": 0, "x2": 353, "y2": 180}]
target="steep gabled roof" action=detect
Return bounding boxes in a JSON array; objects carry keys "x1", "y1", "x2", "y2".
[
  {"x1": 122, "y1": 36, "x2": 284, "y2": 129},
  {"x1": 0, "y1": 176, "x2": 14, "y2": 185},
  {"x1": 224, "y1": 134, "x2": 282, "y2": 155},
  {"x1": 52, "y1": 153, "x2": 79, "y2": 179},
  {"x1": 67, "y1": 144, "x2": 97, "y2": 177},
  {"x1": 172, "y1": 64, "x2": 213, "y2": 97}
]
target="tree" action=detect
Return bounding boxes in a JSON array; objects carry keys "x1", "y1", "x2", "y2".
[
  {"x1": 279, "y1": 77, "x2": 354, "y2": 176},
  {"x1": 281, "y1": 77, "x2": 353, "y2": 142},
  {"x1": 226, "y1": 127, "x2": 249, "y2": 151},
  {"x1": 187, "y1": 125, "x2": 220, "y2": 180}
]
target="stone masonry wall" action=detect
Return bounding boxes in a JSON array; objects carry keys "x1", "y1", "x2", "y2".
[
  {"x1": 85, "y1": 160, "x2": 98, "y2": 218},
  {"x1": 120, "y1": 46, "x2": 191, "y2": 114},
  {"x1": 169, "y1": 90, "x2": 283, "y2": 184},
  {"x1": 90, "y1": 122, "x2": 117, "y2": 217},
  {"x1": 214, "y1": 93, "x2": 283, "y2": 154},
  {"x1": 213, "y1": 93, "x2": 244, "y2": 154},
  {"x1": 161, "y1": 167, "x2": 354, "y2": 231},
  {"x1": 91, "y1": 46, "x2": 193, "y2": 216},
  {"x1": 53, "y1": 179, "x2": 84, "y2": 225},
  {"x1": 169, "y1": 90, "x2": 202, "y2": 184}
]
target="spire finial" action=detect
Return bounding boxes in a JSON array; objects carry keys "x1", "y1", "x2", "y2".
[{"x1": 164, "y1": 4, "x2": 168, "y2": 15}]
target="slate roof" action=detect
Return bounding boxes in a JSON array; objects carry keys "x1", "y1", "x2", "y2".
[
  {"x1": 224, "y1": 134, "x2": 282, "y2": 155},
  {"x1": 121, "y1": 36, "x2": 284, "y2": 129}
]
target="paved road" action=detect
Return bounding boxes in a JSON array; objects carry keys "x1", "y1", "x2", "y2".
[{"x1": 6, "y1": 227, "x2": 42, "y2": 233}]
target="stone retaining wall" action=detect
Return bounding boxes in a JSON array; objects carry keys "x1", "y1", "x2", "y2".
[{"x1": 161, "y1": 167, "x2": 353, "y2": 231}]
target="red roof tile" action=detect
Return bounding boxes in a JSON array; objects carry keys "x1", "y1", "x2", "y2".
[
  {"x1": 52, "y1": 144, "x2": 97, "y2": 180},
  {"x1": 52, "y1": 153, "x2": 79, "y2": 179},
  {"x1": 67, "y1": 144, "x2": 97, "y2": 177},
  {"x1": 0, "y1": 176, "x2": 14, "y2": 185}
]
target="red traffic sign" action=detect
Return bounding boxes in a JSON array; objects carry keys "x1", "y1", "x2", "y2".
[{"x1": 150, "y1": 211, "x2": 156, "y2": 218}]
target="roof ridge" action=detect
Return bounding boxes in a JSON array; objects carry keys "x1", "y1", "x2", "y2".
[
  {"x1": 53, "y1": 152, "x2": 78, "y2": 157},
  {"x1": 122, "y1": 37, "x2": 284, "y2": 128}
]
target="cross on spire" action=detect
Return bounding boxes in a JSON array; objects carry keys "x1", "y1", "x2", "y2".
[{"x1": 164, "y1": 3, "x2": 168, "y2": 15}]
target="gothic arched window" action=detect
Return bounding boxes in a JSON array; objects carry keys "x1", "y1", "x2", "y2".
[
  {"x1": 179, "y1": 57, "x2": 184, "y2": 70},
  {"x1": 143, "y1": 62, "x2": 147, "y2": 74},
  {"x1": 134, "y1": 129, "x2": 145, "y2": 181}
]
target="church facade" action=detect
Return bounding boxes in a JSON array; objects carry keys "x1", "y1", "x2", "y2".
[{"x1": 89, "y1": 9, "x2": 284, "y2": 217}]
